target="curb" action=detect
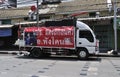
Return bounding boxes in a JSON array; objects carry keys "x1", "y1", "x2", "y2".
[
  {"x1": 0, "y1": 51, "x2": 18, "y2": 55},
  {"x1": 0, "y1": 51, "x2": 29, "y2": 55},
  {"x1": 0, "y1": 52, "x2": 9, "y2": 54},
  {"x1": 96, "y1": 53, "x2": 120, "y2": 57}
]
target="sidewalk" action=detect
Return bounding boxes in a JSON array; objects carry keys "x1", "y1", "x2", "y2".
[
  {"x1": 0, "y1": 46, "x2": 19, "y2": 55},
  {"x1": 96, "y1": 53, "x2": 120, "y2": 57},
  {"x1": 0, "y1": 50, "x2": 19, "y2": 55}
]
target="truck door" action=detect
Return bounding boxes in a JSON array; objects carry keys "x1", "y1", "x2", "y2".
[{"x1": 76, "y1": 29, "x2": 95, "y2": 48}]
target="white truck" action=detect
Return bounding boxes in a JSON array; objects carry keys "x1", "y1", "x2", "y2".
[{"x1": 18, "y1": 19, "x2": 99, "y2": 59}]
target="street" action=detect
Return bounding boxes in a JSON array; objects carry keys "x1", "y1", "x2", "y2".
[{"x1": 0, "y1": 51, "x2": 120, "y2": 77}]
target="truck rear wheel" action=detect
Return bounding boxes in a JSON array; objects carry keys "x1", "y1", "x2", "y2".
[
  {"x1": 77, "y1": 49, "x2": 89, "y2": 60},
  {"x1": 31, "y1": 48, "x2": 43, "y2": 58}
]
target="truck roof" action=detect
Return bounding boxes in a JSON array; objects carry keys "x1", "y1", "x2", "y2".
[
  {"x1": 76, "y1": 21, "x2": 91, "y2": 30},
  {"x1": 44, "y1": 19, "x2": 76, "y2": 27}
]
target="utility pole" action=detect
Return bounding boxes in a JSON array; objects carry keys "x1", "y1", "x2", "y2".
[
  {"x1": 36, "y1": 0, "x2": 39, "y2": 27},
  {"x1": 113, "y1": 0, "x2": 118, "y2": 54}
]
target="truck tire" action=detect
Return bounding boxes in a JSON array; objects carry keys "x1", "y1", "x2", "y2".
[
  {"x1": 31, "y1": 48, "x2": 43, "y2": 58},
  {"x1": 77, "y1": 49, "x2": 89, "y2": 60}
]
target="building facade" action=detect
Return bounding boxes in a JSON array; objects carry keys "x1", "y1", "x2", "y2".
[
  {"x1": 54, "y1": 0, "x2": 120, "y2": 52},
  {"x1": 0, "y1": 0, "x2": 120, "y2": 52}
]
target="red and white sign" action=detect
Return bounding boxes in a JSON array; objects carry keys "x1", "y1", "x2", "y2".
[
  {"x1": 31, "y1": 5, "x2": 36, "y2": 11},
  {"x1": 24, "y1": 26, "x2": 75, "y2": 48}
]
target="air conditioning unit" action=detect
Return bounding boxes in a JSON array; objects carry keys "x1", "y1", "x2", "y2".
[
  {"x1": 107, "y1": 0, "x2": 112, "y2": 12},
  {"x1": 42, "y1": 0, "x2": 61, "y2": 5}
]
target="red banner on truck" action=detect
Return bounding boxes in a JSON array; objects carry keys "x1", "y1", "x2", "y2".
[{"x1": 24, "y1": 26, "x2": 75, "y2": 49}]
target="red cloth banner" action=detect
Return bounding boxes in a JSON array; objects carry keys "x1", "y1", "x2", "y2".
[{"x1": 24, "y1": 26, "x2": 75, "y2": 48}]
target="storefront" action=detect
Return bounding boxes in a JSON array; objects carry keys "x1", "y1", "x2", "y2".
[{"x1": 79, "y1": 17, "x2": 120, "y2": 52}]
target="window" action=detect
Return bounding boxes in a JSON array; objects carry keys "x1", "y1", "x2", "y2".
[
  {"x1": 2, "y1": 19, "x2": 11, "y2": 24},
  {"x1": 89, "y1": 12, "x2": 96, "y2": 17},
  {"x1": 79, "y1": 30, "x2": 94, "y2": 42}
]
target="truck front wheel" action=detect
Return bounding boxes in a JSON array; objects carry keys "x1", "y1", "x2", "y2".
[
  {"x1": 31, "y1": 48, "x2": 43, "y2": 58},
  {"x1": 77, "y1": 49, "x2": 89, "y2": 60}
]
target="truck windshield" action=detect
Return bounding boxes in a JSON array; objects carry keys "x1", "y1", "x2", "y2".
[{"x1": 79, "y1": 30, "x2": 94, "y2": 42}]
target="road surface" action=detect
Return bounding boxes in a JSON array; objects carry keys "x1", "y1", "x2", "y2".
[{"x1": 0, "y1": 53, "x2": 120, "y2": 77}]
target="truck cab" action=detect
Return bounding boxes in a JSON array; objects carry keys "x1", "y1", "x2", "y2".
[{"x1": 76, "y1": 21, "x2": 99, "y2": 59}]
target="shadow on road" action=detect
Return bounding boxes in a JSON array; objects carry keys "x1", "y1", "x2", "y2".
[{"x1": 16, "y1": 55, "x2": 101, "y2": 62}]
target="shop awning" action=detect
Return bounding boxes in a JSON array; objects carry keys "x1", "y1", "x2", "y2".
[{"x1": 0, "y1": 25, "x2": 13, "y2": 28}]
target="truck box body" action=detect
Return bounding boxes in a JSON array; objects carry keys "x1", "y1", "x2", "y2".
[{"x1": 18, "y1": 19, "x2": 99, "y2": 59}]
